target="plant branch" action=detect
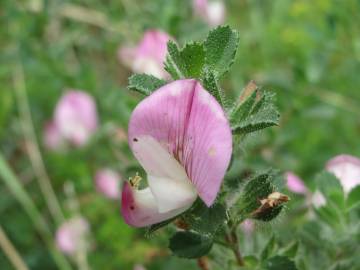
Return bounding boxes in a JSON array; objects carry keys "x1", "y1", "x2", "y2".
[
  {"x1": 0, "y1": 226, "x2": 29, "y2": 270},
  {"x1": 225, "y1": 220, "x2": 244, "y2": 267},
  {"x1": 0, "y1": 153, "x2": 72, "y2": 270},
  {"x1": 13, "y1": 60, "x2": 65, "y2": 226}
]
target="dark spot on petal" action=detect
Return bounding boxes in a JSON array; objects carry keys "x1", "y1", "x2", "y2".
[
  {"x1": 133, "y1": 138, "x2": 138, "y2": 142},
  {"x1": 130, "y1": 205, "x2": 135, "y2": 210}
]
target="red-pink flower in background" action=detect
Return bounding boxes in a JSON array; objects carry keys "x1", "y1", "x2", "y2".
[
  {"x1": 121, "y1": 79, "x2": 232, "y2": 227},
  {"x1": 54, "y1": 90, "x2": 98, "y2": 147},
  {"x1": 56, "y1": 217, "x2": 89, "y2": 255},
  {"x1": 285, "y1": 171, "x2": 308, "y2": 195},
  {"x1": 119, "y1": 30, "x2": 172, "y2": 79},
  {"x1": 326, "y1": 154, "x2": 360, "y2": 194},
  {"x1": 193, "y1": 0, "x2": 226, "y2": 26},
  {"x1": 95, "y1": 168, "x2": 121, "y2": 199}
]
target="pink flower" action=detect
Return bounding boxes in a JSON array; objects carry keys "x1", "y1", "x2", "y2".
[
  {"x1": 193, "y1": 0, "x2": 226, "y2": 26},
  {"x1": 95, "y1": 168, "x2": 121, "y2": 199},
  {"x1": 56, "y1": 217, "x2": 89, "y2": 255},
  {"x1": 119, "y1": 30, "x2": 172, "y2": 79},
  {"x1": 121, "y1": 80, "x2": 232, "y2": 227},
  {"x1": 54, "y1": 90, "x2": 98, "y2": 146},
  {"x1": 43, "y1": 121, "x2": 64, "y2": 150},
  {"x1": 312, "y1": 190, "x2": 326, "y2": 208},
  {"x1": 285, "y1": 171, "x2": 308, "y2": 195},
  {"x1": 241, "y1": 219, "x2": 254, "y2": 235},
  {"x1": 326, "y1": 154, "x2": 360, "y2": 194}
]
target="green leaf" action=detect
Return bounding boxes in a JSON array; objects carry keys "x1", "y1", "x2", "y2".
[
  {"x1": 231, "y1": 91, "x2": 280, "y2": 135},
  {"x1": 280, "y1": 241, "x2": 299, "y2": 259},
  {"x1": 265, "y1": 256, "x2": 297, "y2": 270},
  {"x1": 187, "y1": 201, "x2": 227, "y2": 234},
  {"x1": 201, "y1": 68, "x2": 224, "y2": 106},
  {"x1": 204, "y1": 25, "x2": 239, "y2": 77},
  {"x1": 181, "y1": 42, "x2": 205, "y2": 78},
  {"x1": 164, "y1": 40, "x2": 185, "y2": 79},
  {"x1": 128, "y1": 74, "x2": 167, "y2": 95},
  {"x1": 145, "y1": 217, "x2": 176, "y2": 237},
  {"x1": 346, "y1": 186, "x2": 360, "y2": 210},
  {"x1": 169, "y1": 231, "x2": 213, "y2": 259},
  {"x1": 261, "y1": 235, "x2": 278, "y2": 261},
  {"x1": 243, "y1": 255, "x2": 259, "y2": 268},
  {"x1": 164, "y1": 41, "x2": 206, "y2": 79},
  {"x1": 315, "y1": 171, "x2": 344, "y2": 208},
  {"x1": 230, "y1": 90, "x2": 257, "y2": 124}
]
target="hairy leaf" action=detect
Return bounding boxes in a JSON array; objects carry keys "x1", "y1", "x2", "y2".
[
  {"x1": 128, "y1": 74, "x2": 166, "y2": 95},
  {"x1": 164, "y1": 41, "x2": 206, "y2": 79},
  {"x1": 169, "y1": 231, "x2": 213, "y2": 259},
  {"x1": 204, "y1": 25, "x2": 239, "y2": 77},
  {"x1": 201, "y1": 68, "x2": 224, "y2": 106},
  {"x1": 265, "y1": 256, "x2": 297, "y2": 270},
  {"x1": 231, "y1": 91, "x2": 280, "y2": 135}
]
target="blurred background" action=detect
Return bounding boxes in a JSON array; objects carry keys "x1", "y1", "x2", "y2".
[{"x1": 1, "y1": 0, "x2": 359, "y2": 269}]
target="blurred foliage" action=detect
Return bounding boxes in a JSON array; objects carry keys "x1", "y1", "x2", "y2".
[{"x1": 0, "y1": 0, "x2": 360, "y2": 269}]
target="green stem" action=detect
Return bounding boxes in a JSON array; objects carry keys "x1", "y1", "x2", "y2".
[
  {"x1": 0, "y1": 226, "x2": 29, "y2": 270},
  {"x1": 13, "y1": 60, "x2": 65, "y2": 226},
  {"x1": 225, "y1": 220, "x2": 244, "y2": 267},
  {"x1": 0, "y1": 153, "x2": 72, "y2": 270}
]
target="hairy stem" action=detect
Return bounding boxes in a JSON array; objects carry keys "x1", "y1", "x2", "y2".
[{"x1": 225, "y1": 221, "x2": 244, "y2": 266}]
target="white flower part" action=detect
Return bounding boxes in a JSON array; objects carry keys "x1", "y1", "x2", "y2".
[
  {"x1": 327, "y1": 157, "x2": 360, "y2": 194},
  {"x1": 132, "y1": 135, "x2": 197, "y2": 213},
  {"x1": 132, "y1": 57, "x2": 165, "y2": 79},
  {"x1": 312, "y1": 190, "x2": 326, "y2": 208},
  {"x1": 207, "y1": 1, "x2": 226, "y2": 26}
]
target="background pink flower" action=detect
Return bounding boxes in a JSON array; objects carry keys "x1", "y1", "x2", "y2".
[
  {"x1": 95, "y1": 168, "x2": 121, "y2": 199},
  {"x1": 56, "y1": 217, "x2": 89, "y2": 255},
  {"x1": 118, "y1": 30, "x2": 172, "y2": 79},
  {"x1": 326, "y1": 154, "x2": 360, "y2": 194},
  {"x1": 54, "y1": 90, "x2": 98, "y2": 147},
  {"x1": 285, "y1": 171, "x2": 308, "y2": 195},
  {"x1": 193, "y1": 0, "x2": 226, "y2": 26}
]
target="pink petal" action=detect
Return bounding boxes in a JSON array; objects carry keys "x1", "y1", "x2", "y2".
[
  {"x1": 193, "y1": 0, "x2": 226, "y2": 26},
  {"x1": 118, "y1": 30, "x2": 172, "y2": 79},
  {"x1": 118, "y1": 46, "x2": 136, "y2": 67},
  {"x1": 55, "y1": 217, "x2": 89, "y2": 255},
  {"x1": 326, "y1": 154, "x2": 360, "y2": 194},
  {"x1": 128, "y1": 79, "x2": 232, "y2": 206},
  {"x1": 121, "y1": 182, "x2": 191, "y2": 227},
  {"x1": 95, "y1": 169, "x2": 121, "y2": 199},
  {"x1": 285, "y1": 171, "x2": 308, "y2": 195},
  {"x1": 43, "y1": 120, "x2": 64, "y2": 151},
  {"x1": 54, "y1": 90, "x2": 98, "y2": 146}
]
